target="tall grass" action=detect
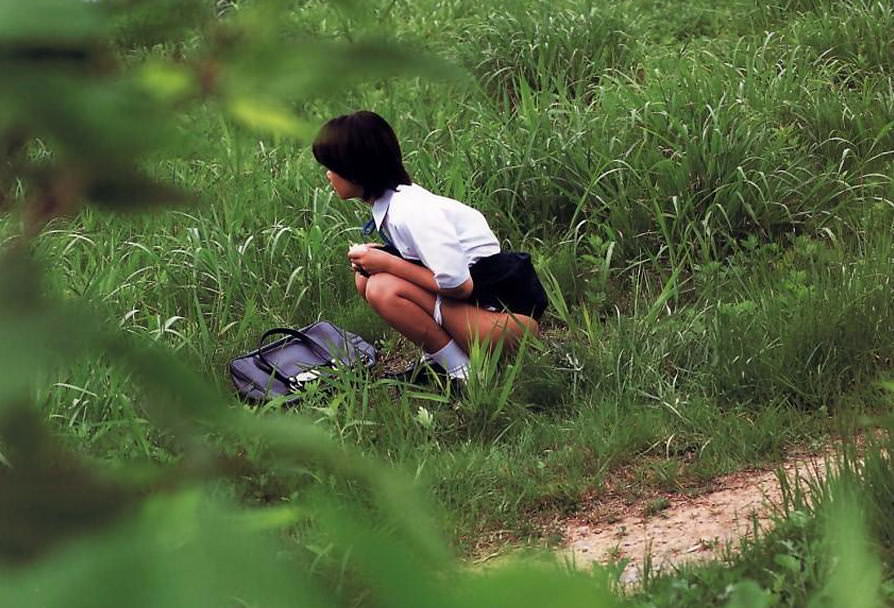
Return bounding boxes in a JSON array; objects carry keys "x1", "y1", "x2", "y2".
[
  {"x1": 704, "y1": 236, "x2": 894, "y2": 409},
  {"x1": 460, "y1": 1, "x2": 636, "y2": 101}
]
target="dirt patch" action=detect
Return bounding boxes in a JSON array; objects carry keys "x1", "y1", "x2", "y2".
[{"x1": 562, "y1": 454, "x2": 830, "y2": 585}]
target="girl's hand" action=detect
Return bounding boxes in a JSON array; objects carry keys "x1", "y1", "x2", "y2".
[{"x1": 347, "y1": 244, "x2": 394, "y2": 275}]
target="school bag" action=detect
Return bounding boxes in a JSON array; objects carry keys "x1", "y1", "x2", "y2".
[{"x1": 229, "y1": 321, "x2": 377, "y2": 403}]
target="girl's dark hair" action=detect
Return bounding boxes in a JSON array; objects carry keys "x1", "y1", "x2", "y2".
[{"x1": 312, "y1": 110, "x2": 412, "y2": 201}]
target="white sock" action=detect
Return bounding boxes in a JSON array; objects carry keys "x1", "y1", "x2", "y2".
[{"x1": 425, "y1": 339, "x2": 469, "y2": 380}]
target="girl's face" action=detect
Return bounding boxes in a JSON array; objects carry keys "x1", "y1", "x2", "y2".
[{"x1": 326, "y1": 169, "x2": 363, "y2": 201}]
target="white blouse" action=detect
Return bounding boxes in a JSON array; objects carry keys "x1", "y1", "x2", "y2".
[{"x1": 371, "y1": 183, "x2": 500, "y2": 289}]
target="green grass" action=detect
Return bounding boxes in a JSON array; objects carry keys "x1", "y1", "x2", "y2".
[{"x1": 5, "y1": 0, "x2": 894, "y2": 564}]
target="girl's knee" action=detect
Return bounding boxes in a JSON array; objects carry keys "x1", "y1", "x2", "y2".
[
  {"x1": 364, "y1": 273, "x2": 402, "y2": 308},
  {"x1": 354, "y1": 272, "x2": 368, "y2": 301},
  {"x1": 501, "y1": 315, "x2": 539, "y2": 346},
  {"x1": 517, "y1": 316, "x2": 540, "y2": 338}
]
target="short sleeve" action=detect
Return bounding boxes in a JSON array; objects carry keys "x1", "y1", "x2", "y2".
[{"x1": 394, "y1": 207, "x2": 470, "y2": 289}]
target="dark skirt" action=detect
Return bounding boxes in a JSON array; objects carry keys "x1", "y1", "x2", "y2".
[{"x1": 373, "y1": 245, "x2": 548, "y2": 321}]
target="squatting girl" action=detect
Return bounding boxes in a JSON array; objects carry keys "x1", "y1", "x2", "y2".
[{"x1": 312, "y1": 111, "x2": 547, "y2": 381}]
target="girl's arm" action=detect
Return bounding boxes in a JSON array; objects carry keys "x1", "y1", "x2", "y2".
[{"x1": 348, "y1": 246, "x2": 473, "y2": 299}]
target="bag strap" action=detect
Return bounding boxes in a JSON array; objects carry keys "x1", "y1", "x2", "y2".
[{"x1": 255, "y1": 327, "x2": 336, "y2": 387}]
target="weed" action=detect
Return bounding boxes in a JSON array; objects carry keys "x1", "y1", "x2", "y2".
[{"x1": 642, "y1": 496, "x2": 671, "y2": 517}]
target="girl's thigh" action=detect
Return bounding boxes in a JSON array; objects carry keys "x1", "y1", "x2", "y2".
[
  {"x1": 363, "y1": 272, "x2": 437, "y2": 316},
  {"x1": 440, "y1": 299, "x2": 539, "y2": 353},
  {"x1": 361, "y1": 272, "x2": 538, "y2": 352}
]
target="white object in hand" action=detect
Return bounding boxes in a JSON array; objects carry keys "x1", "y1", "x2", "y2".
[{"x1": 348, "y1": 244, "x2": 369, "y2": 256}]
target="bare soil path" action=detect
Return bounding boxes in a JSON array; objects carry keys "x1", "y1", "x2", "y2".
[{"x1": 562, "y1": 453, "x2": 830, "y2": 585}]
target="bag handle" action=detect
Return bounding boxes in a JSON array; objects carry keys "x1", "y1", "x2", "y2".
[{"x1": 254, "y1": 327, "x2": 336, "y2": 387}]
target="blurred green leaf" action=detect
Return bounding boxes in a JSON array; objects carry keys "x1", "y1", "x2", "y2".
[
  {"x1": 454, "y1": 562, "x2": 619, "y2": 608},
  {"x1": 0, "y1": 0, "x2": 105, "y2": 44},
  {"x1": 773, "y1": 553, "x2": 801, "y2": 573},
  {"x1": 228, "y1": 97, "x2": 318, "y2": 139},
  {"x1": 725, "y1": 581, "x2": 770, "y2": 608},
  {"x1": 31, "y1": 76, "x2": 175, "y2": 163},
  {"x1": 138, "y1": 60, "x2": 198, "y2": 102},
  {"x1": 815, "y1": 484, "x2": 882, "y2": 608},
  {"x1": 234, "y1": 414, "x2": 451, "y2": 566},
  {"x1": 0, "y1": 404, "x2": 137, "y2": 564},
  {"x1": 86, "y1": 171, "x2": 190, "y2": 211},
  {"x1": 0, "y1": 0, "x2": 110, "y2": 84},
  {"x1": 312, "y1": 498, "x2": 453, "y2": 608},
  {"x1": 106, "y1": 0, "x2": 210, "y2": 47},
  {"x1": 0, "y1": 249, "x2": 219, "y2": 437},
  {"x1": 0, "y1": 490, "x2": 327, "y2": 608},
  {"x1": 0, "y1": 250, "x2": 100, "y2": 403},
  {"x1": 222, "y1": 37, "x2": 461, "y2": 101}
]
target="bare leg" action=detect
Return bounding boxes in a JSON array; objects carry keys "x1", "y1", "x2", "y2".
[
  {"x1": 354, "y1": 271, "x2": 368, "y2": 301},
  {"x1": 363, "y1": 273, "x2": 450, "y2": 352},
  {"x1": 440, "y1": 299, "x2": 539, "y2": 354},
  {"x1": 361, "y1": 272, "x2": 539, "y2": 354}
]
